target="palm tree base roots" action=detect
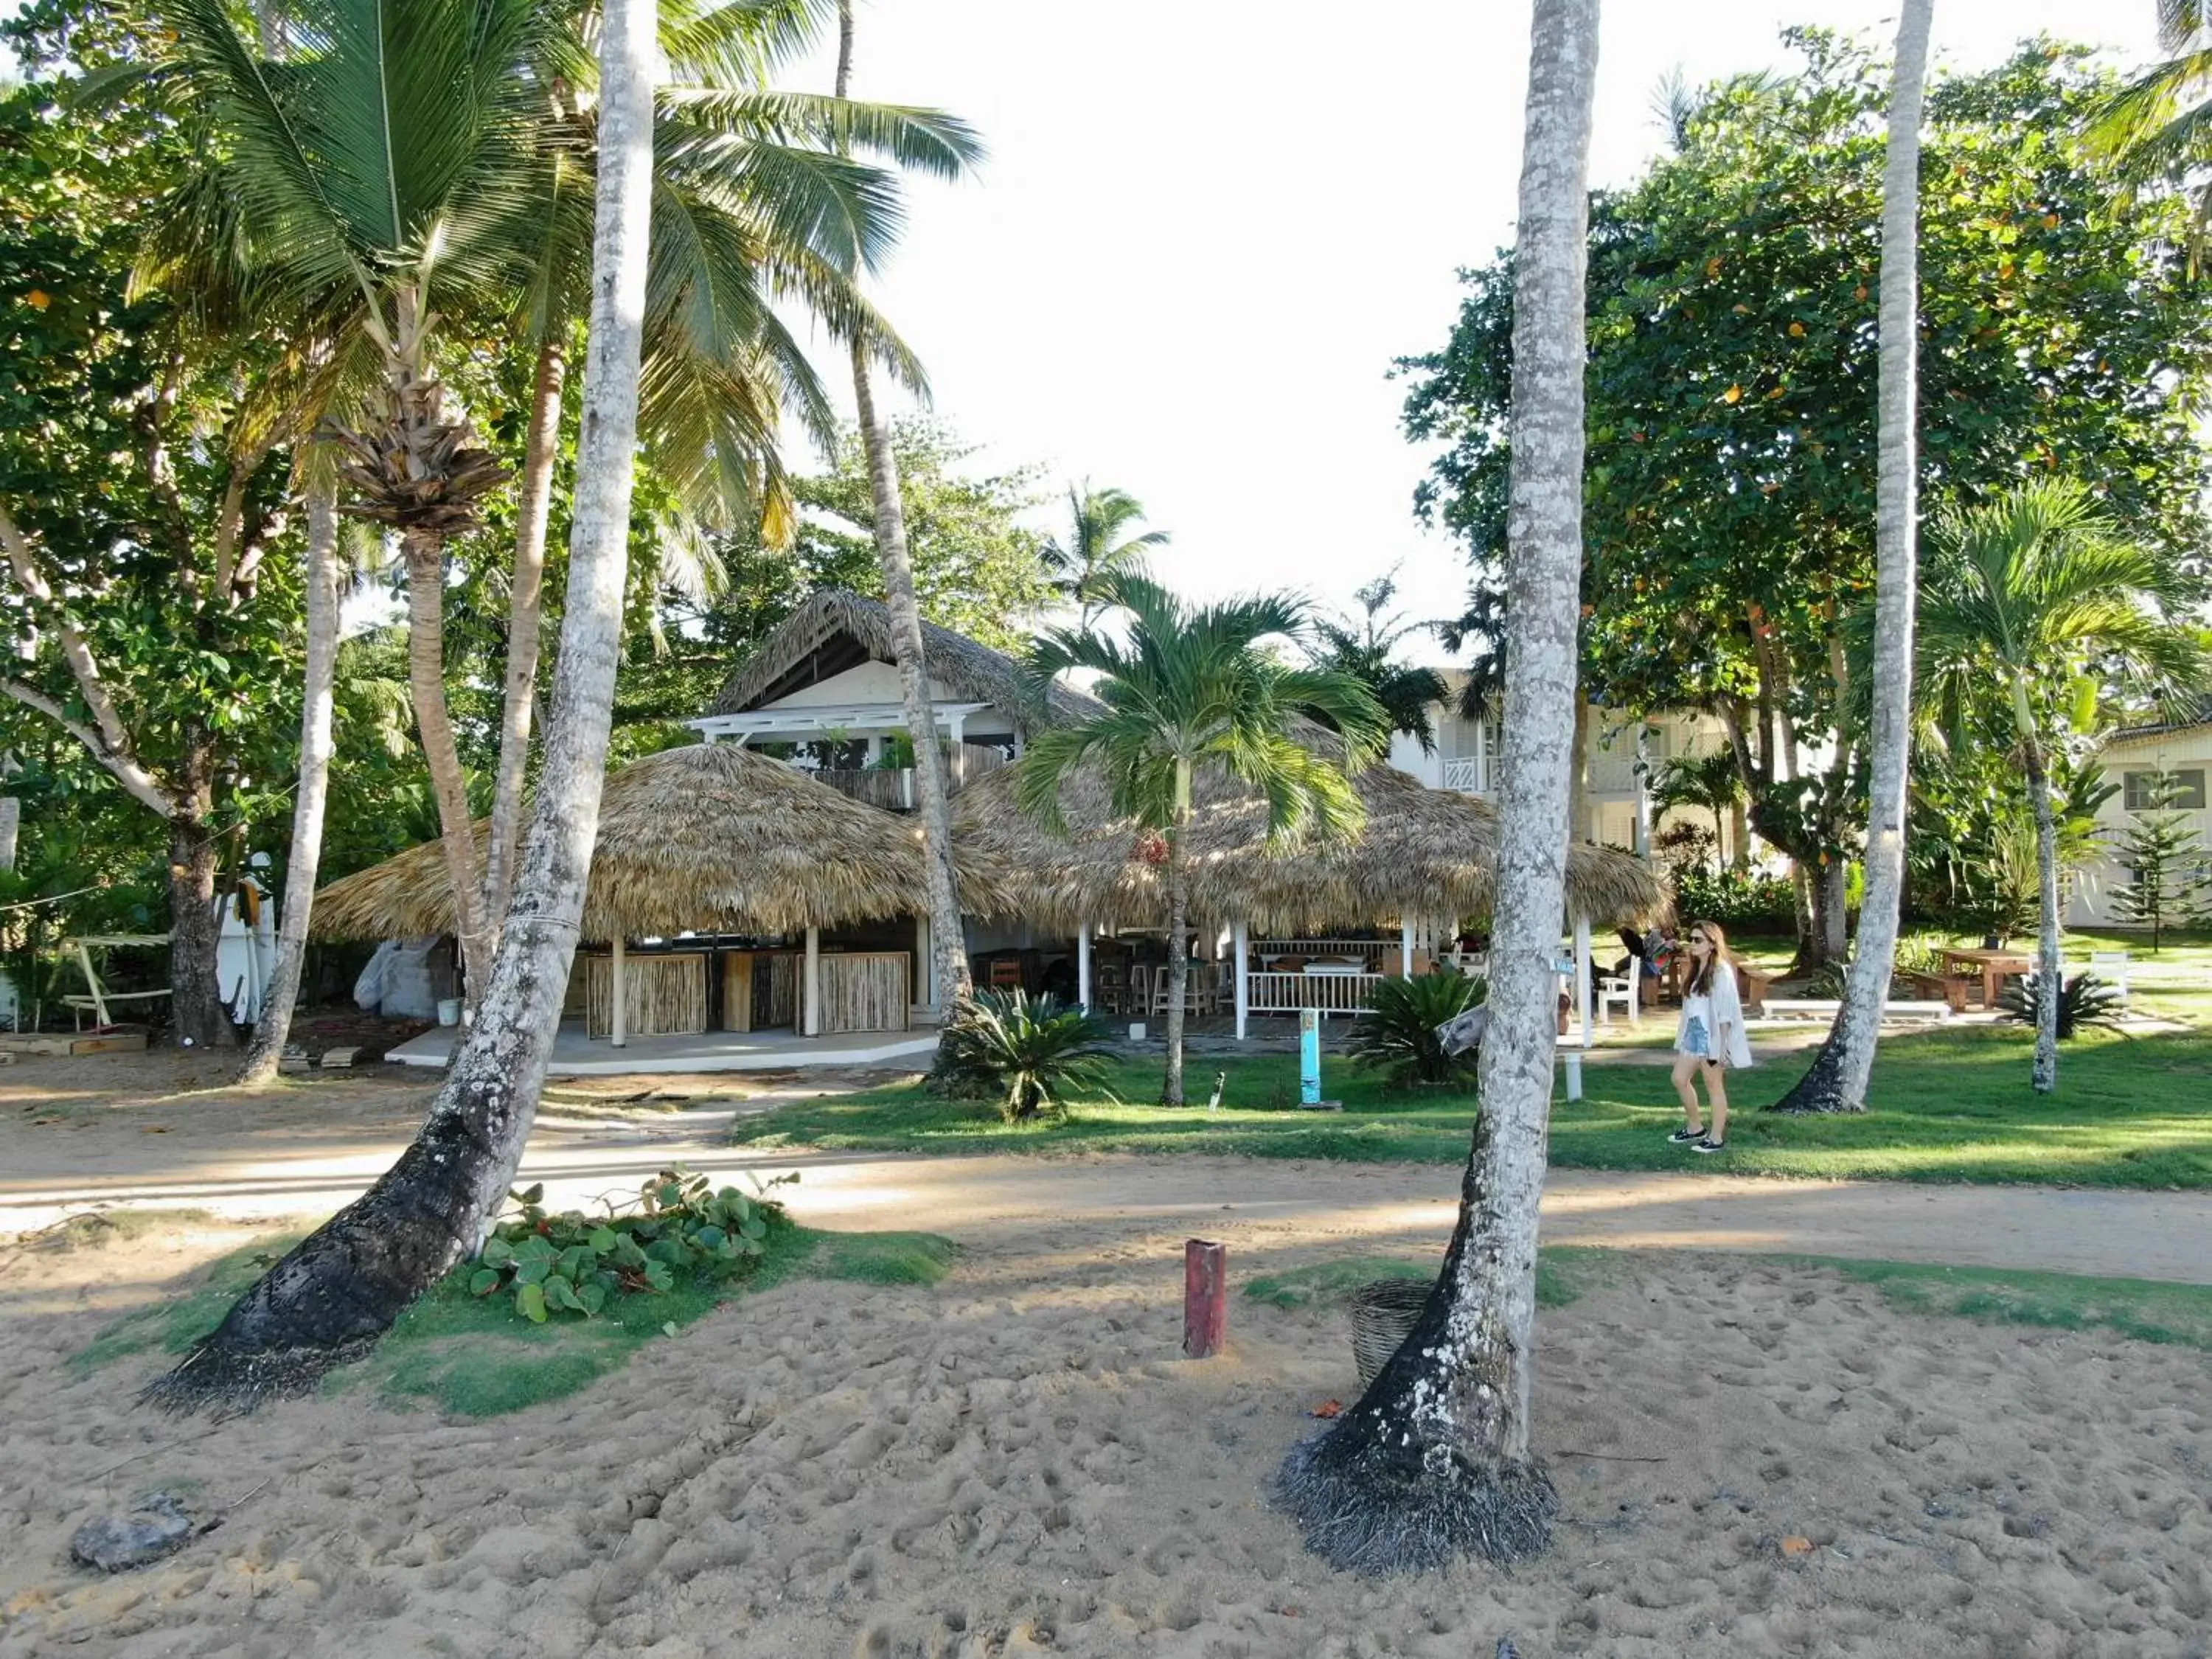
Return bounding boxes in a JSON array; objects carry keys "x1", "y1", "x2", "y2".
[
  {"x1": 1274, "y1": 1421, "x2": 1557, "y2": 1575},
  {"x1": 142, "y1": 1127, "x2": 484, "y2": 1414},
  {"x1": 1764, "y1": 1027, "x2": 1865, "y2": 1114}
]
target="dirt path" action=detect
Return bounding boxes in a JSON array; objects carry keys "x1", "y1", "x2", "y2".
[{"x1": 4, "y1": 1051, "x2": 2210, "y2": 1284}]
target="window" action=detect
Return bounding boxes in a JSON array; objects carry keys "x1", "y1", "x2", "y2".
[{"x1": 2124, "y1": 768, "x2": 2207, "y2": 811}]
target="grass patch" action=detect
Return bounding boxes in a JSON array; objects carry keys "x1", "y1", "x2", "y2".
[
  {"x1": 342, "y1": 1220, "x2": 959, "y2": 1418},
  {"x1": 728, "y1": 1017, "x2": 2212, "y2": 1189},
  {"x1": 1787, "y1": 1256, "x2": 2212, "y2": 1351},
  {"x1": 1244, "y1": 1248, "x2": 1596, "y2": 1312},
  {"x1": 66, "y1": 1231, "x2": 302, "y2": 1377}
]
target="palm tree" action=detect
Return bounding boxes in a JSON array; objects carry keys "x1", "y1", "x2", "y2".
[
  {"x1": 1015, "y1": 571, "x2": 1388, "y2": 1106},
  {"x1": 1307, "y1": 571, "x2": 1449, "y2": 751},
  {"x1": 153, "y1": 0, "x2": 663, "y2": 1411},
  {"x1": 833, "y1": 0, "x2": 985, "y2": 1023},
  {"x1": 2087, "y1": 2, "x2": 2212, "y2": 265},
  {"x1": 1773, "y1": 0, "x2": 1934, "y2": 1117},
  {"x1": 1042, "y1": 484, "x2": 1171, "y2": 627},
  {"x1": 1649, "y1": 748, "x2": 1746, "y2": 863},
  {"x1": 153, "y1": 0, "x2": 975, "y2": 992},
  {"x1": 1277, "y1": 0, "x2": 1600, "y2": 1573},
  {"x1": 1917, "y1": 480, "x2": 2205, "y2": 1093}
]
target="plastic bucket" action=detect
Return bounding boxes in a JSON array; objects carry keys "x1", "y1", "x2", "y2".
[{"x1": 437, "y1": 997, "x2": 462, "y2": 1027}]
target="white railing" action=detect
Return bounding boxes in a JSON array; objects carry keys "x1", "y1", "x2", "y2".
[
  {"x1": 1441, "y1": 756, "x2": 1488, "y2": 795},
  {"x1": 1246, "y1": 970, "x2": 1382, "y2": 1016},
  {"x1": 1251, "y1": 939, "x2": 1385, "y2": 970}
]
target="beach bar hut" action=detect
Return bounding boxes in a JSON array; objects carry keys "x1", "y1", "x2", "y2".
[{"x1": 312, "y1": 742, "x2": 1000, "y2": 1046}]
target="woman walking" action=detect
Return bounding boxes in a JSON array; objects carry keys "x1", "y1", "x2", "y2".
[{"x1": 1668, "y1": 919, "x2": 1753, "y2": 1153}]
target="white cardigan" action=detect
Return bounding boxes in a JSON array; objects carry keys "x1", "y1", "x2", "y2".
[{"x1": 1677, "y1": 959, "x2": 1755, "y2": 1070}]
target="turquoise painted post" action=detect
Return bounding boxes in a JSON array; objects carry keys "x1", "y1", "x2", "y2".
[{"x1": 1299, "y1": 1006, "x2": 1321, "y2": 1106}]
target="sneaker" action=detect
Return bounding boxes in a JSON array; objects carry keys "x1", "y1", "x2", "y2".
[
  {"x1": 1692, "y1": 1137, "x2": 1728, "y2": 1155},
  {"x1": 1668, "y1": 1127, "x2": 1705, "y2": 1144}
]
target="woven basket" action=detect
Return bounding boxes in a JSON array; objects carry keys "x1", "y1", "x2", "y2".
[{"x1": 1349, "y1": 1278, "x2": 1432, "y2": 1390}]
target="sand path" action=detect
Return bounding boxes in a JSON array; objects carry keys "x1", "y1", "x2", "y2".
[{"x1": 1, "y1": 1051, "x2": 2208, "y2": 1284}]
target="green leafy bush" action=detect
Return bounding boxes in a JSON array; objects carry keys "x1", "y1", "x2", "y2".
[
  {"x1": 1671, "y1": 864, "x2": 1796, "y2": 929},
  {"x1": 931, "y1": 990, "x2": 1120, "y2": 1121},
  {"x1": 1997, "y1": 972, "x2": 2126, "y2": 1041},
  {"x1": 1347, "y1": 970, "x2": 1486, "y2": 1086},
  {"x1": 471, "y1": 1167, "x2": 793, "y2": 1324}
]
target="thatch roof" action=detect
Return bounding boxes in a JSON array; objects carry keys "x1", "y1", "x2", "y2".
[
  {"x1": 951, "y1": 755, "x2": 1666, "y2": 934},
  {"x1": 706, "y1": 588, "x2": 1101, "y2": 731},
  {"x1": 312, "y1": 742, "x2": 1005, "y2": 943}
]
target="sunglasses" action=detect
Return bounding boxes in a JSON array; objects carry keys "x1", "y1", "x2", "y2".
[{"x1": 1690, "y1": 934, "x2": 1711, "y2": 945}]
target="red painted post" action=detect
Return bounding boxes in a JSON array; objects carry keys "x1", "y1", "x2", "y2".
[{"x1": 1183, "y1": 1238, "x2": 1226, "y2": 1359}]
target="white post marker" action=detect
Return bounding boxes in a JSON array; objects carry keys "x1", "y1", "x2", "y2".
[
  {"x1": 610, "y1": 936, "x2": 627, "y2": 1048},
  {"x1": 1400, "y1": 919, "x2": 1416, "y2": 977},
  {"x1": 1574, "y1": 914, "x2": 1593, "y2": 1049},
  {"x1": 1232, "y1": 919, "x2": 1249, "y2": 1041},
  {"x1": 1077, "y1": 921, "x2": 1093, "y2": 1012},
  {"x1": 804, "y1": 925, "x2": 821, "y2": 1037}
]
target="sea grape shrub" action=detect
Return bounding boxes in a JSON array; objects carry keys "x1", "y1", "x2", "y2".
[{"x1": 469, "y1": 1168, "x2": 792, "y2": 1324}]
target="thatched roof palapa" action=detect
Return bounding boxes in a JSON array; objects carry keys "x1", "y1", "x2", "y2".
[
  {"x1": 952, "y1": 752, "x2": 1666, "y2": 935},
  {"x1": 313, "y1": 742, "x2": 1012, "y2": 943},
  {"x1": 707, "y1": 588, "x2": 1103, "y2": 731}
]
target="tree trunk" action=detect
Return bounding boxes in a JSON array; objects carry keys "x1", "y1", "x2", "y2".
[
  {"x1": 1730, "y1": 796, "x2": 1750, "y2": 869},
  {"x1": 1817, "y1": 854, "x2": 1848, "y2": 964},
  {"x1": 478, "y1": 339, "x2": 567, "y2": 957},
  {"x1": 1162, "y1": 824, "x2": 1189, "y2": 1107},
  {"x1": 2024, "y1": 732, "x2": 2062, "y2": 1093},
  {"x1": 836, "y1": 7, "x2": 972, "y2": 1021},
  {"x1": 1278, "y1": 0, "x2": 1597, "y2": 1573},
  {"x1": 1774, "y1": 0, "x2": 1933, "y2": 1116},
  {"x1": 238, "y1": 478, "x2": 341, "y2": 1085},
  {"x1": 401, "y1": 528, "x2": 488, "y2": 1003},
  {"x1": 146, "y1": 0, "x2": 659, "y2": 1411},
  {"x1": 167, "y1": 810, "x2": 232, "y2": 1050}
]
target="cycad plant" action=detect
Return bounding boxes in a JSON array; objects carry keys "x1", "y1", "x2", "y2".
[
  {"x1": 1016, "y1": 571, "x2": 1389, "y2": 1105},
  {"x1": 931, "y1": 990, "x2": 1119, "y2": 1122},
  {"x1": 1346, "y1": 970, "x2": 1486, "y2": 1087},
  {"x1": 1997, "y1": 972, "x2": 2126, "y2": 1041},
  {"x1": 1917, "y1": 480, "x2": 2205, "y2": 1091}
]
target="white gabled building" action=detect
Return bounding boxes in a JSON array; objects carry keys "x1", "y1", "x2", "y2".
[{"x1": 2067, "y1": 698, "x2": 2212, "y2": 929}]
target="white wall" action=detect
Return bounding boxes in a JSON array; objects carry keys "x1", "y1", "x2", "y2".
[{"x1": 2067, "y1": 728, "x2": 2212, "y2": 928}]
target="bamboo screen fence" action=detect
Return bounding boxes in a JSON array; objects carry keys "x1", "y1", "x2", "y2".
[{"x1": 585, "y1": 953, "x2": 709, "y2": 1039}]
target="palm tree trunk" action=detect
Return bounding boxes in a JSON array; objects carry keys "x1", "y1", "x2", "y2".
[
  {"x1": 837, "y1": 5, "x2": 972, "y2": 1021},
  {"x1": 401, "y1": 528, "x2": 487, "y2": 1003},
  {"x1": 238, "y1": 477, "x2": 341, "y2": 1085},
  {"x1": 478, "y1": 339, "x2": 567, "y2": 956},
  {"x1": 1815, "y1": 0, "x2": 1934, "y2": 1121},
  {"x1": 1279, "y1": 0, "x2": 1598, "y2": 1573},
  {"x1": 2024, "y1": 733, "x2": 2062, "y2": 1093},
  {"x1": 1162, "y1": 825, "x2": 1189, "y2": 1107},
  {"x1": 147, "y1": 0, "x2": 660, "y2": 1411}
]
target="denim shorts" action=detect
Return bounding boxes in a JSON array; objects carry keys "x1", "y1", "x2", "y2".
[{"x1": 1680, "y1": 1015, "x2": 1711, "y2": 1060}]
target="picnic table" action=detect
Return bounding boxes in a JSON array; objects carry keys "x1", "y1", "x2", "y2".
[{"x1": 1939, "y1": 947, "x2": 2032, "y2": 1008}]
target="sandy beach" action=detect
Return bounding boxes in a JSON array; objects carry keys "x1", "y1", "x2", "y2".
[{"x1": 2, "y1": 1054, "x2": 2209, "y2": 1657}]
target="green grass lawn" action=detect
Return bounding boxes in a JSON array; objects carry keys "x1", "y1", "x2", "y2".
[{"x1": 728, "y1": 937, "x2": 2212, "y2": 1189}]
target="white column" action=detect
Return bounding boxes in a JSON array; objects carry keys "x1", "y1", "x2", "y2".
[
  {"x1": 1400, "y1": 919, "x2": 1416, "y2": 978},
  {"x1": 610, "y1": 936, "x2": 627, "y2": 1048},
  {"x1": 1232, "y1": 920, "x2": 1249, "y2": 1041},
  {"x1": 803, "y1": 926, "x2": 821, "y2": 1037},
  {"x1": 915, "y1": 914, "x2": 933, "y2": 1012},
  {"x1": 1077, "y1": 922, "x2": 1093, "y2": 1012},
  {"x1": 1633, "y1": 726, "x2": 1652, "y2": 861},
  {"x1": 1574, "y1": 914, "x2": 1593, "y2": 1049},
  {"x1": 1475, "y1": 716, "x2": 1489, "y2": 794},
  {"x1": 948, "y1": 712, "x2": 967, "y2": 786}
]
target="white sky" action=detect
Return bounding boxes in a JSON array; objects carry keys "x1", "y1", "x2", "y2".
[{"x1": 794, "y1": 1, "x2": 2163, "y2": 661}]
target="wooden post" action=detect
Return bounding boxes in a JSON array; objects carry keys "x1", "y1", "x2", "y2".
[
  {"x1": 1077, "y1": 920, "x2": 1092, "y2": 1012},
  {"x1": 74, "y1": 939, "x2": 111, "y2": 1029},
  {"x1": 915, "y1": 914, "x2": 933, "y2": 1014},
  {"x1": 1183, "y1": 1238, "x2": 1226, "y2": 1359},
  {"x1": 1232, "y1": 919, "x2": 1249, "y2": 1041},
  {"x1": 610, "y1": 936, "x2": 627, "y2": 1048},
  {"x1": 804, "y1": 925, "x2": 821, "y2": 1037}
]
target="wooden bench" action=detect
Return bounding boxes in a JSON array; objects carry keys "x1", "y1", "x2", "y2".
[
  {"x1": 1760, "y1": 997, "x2": 1952, "y2": 1024},
  {"x1": 1904, "y1": 972, "x2": 1975, "y2": 1014}
]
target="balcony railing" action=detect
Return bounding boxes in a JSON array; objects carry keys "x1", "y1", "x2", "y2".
[
  {"x1": 810, "y1": 742, "x2": 1012, "y2": 810},
  {"x1": 1441, "y1": 755, "x2": 1489, "y2": 795}
]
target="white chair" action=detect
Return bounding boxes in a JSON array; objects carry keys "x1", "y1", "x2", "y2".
[
  {"x1": 2090, "y1": 950, "x2": 2131, "y2": 1004},
  {"x1": 1596, "y1": 973, "x2": 1638, "y2": 1026}
]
